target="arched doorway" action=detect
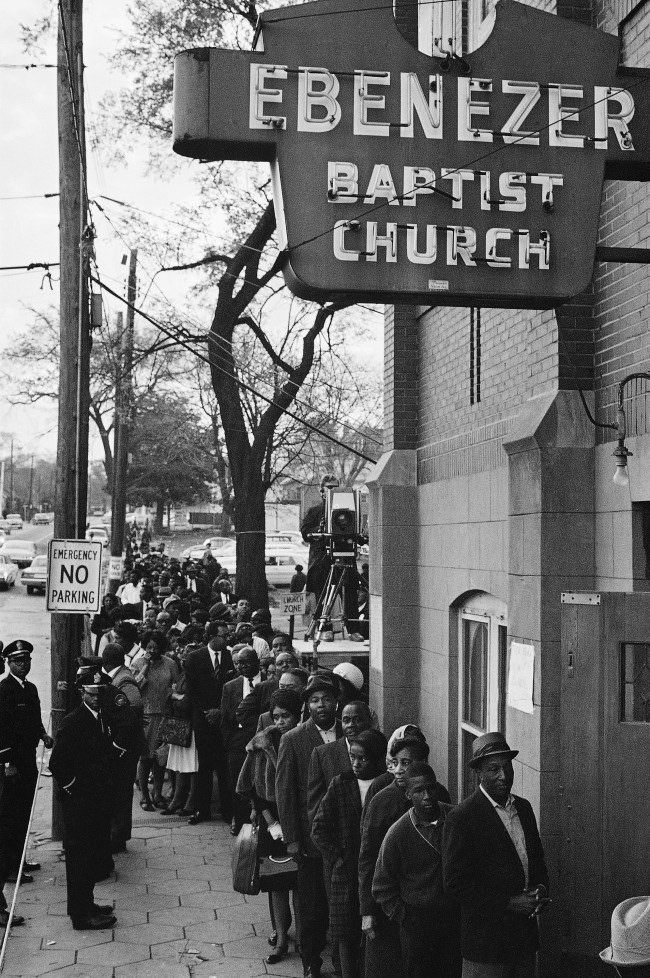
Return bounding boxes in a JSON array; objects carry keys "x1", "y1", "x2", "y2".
[{"x1": 456, "y1": 592, "x2": 507, "y2": 799}]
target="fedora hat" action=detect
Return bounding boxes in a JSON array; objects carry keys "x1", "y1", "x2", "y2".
[
  {"x1": 600, "y1": 897, "x2": 650, "y2": 967},
  {"x1": 468, "y1": 731, "x2": 519, "y2": 769}
]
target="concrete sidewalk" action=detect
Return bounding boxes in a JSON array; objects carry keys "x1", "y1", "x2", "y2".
[{"x1": 1, "y1": 772, "x2": 326, "y2": 978}]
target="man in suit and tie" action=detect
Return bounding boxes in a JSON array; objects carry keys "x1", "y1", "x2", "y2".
[
  {"x1": 184, "y1": 623, "x2": 236, "y2": 825},
  {"x1": 443, "y1": 732, "x2": 550, "y2": 978},
  {"x1": 220, "y1": 646, "x2": 265, "y2": 834},
  {"x1": 276, "y1": 676, "x2": 342, "y2": 978},
  {"x1": 307, "y1": 699, "x2": 372, "y2": 823}
]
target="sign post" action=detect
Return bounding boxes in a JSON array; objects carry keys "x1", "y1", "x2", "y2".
[
  {"x1": 47, "y1": 539, "x2": 103, "y2": 615},
  {"x1": 280, "y1": 591, "x2": 307, "y2": 641}
]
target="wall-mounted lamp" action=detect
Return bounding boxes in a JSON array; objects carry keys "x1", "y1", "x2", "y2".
[{"x1": 612, "y1": 372, "x2": 650, "y2": 488}]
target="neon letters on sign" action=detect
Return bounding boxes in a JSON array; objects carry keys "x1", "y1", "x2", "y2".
[{"x1": 173, "y1": 0, "x2": 649, "y2": 307}]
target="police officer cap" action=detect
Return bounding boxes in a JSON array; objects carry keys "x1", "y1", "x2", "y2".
[
  {"x1": 4, "y1": 639, "x2": 34, "y2": 659},
  {"x1": 75, "y1": 661, "x2": 110, "y2": 689}
]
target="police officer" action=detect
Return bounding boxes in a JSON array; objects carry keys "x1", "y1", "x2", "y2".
[
  {"x1": 0, "y1": 639, "x2": 52, "y2": 926},
  {"x1": 49, "y1": 664, "x2": 124, "y2": 930}
]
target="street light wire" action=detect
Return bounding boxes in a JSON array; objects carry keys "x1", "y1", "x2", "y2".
[{"x1": 91, "y1": 273, "x2": 378, "y2": 464}]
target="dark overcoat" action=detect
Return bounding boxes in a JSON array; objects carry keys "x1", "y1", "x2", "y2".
[
  {"x1": 311, "y1": 770, "x2": 365, "y2": 940},
  {"x1": 276, "y1": 717, "x2": 343, "y2": 855},
  {"x1": 442, "y1": 788, "x2": 550, "y2": 964},
  {"x1": 307, "y1": 736, "x2": 351, "y2": 824},
  {"x1": 49, "y1": 703, "x2": 117, "y2": 848}
]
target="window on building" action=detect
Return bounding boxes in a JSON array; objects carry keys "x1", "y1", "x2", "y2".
[
  {"x1": 631, "y1": 502, "x2": 650, "y2": 589},
  {"x1": 620, "y1": 643, "x2": 650, "y2": 722},
  {"x1": 458, "y1": 601, "x2": 507, "y2": 798}
]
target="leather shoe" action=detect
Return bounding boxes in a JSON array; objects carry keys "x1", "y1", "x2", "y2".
[
  {"x1": 0, "y1": 910, "x2": 24, "y2": 927},
  {"x1": 7, "y1": 872, "x2": 33, "y2": 884},
  {"x1": 188, "y1": 812, "x2": 209, "y2": 825},
  {"x1": 92, "y1": 904, "x2": 115, "y2": 915},
  {"x1": 72, "y1": 914, "x2": 116, "y2": 930},
  {"x1": 23, "y1": 861, "x2": 40, "y2": 872},
  {"x1": 303, "y1": 968, "x2": 322, "y2": 978},
  {"x1": 230, "y1": 818, "x2": 241, "y2": 836}
]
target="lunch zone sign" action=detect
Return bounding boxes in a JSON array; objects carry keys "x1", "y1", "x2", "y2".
[{"x1": 173, "y1": 0, "x2": 649, "y2": 308}]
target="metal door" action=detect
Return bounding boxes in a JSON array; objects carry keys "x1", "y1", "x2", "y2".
[{"x1": 559, "y1": 592, "x2": 650, "y2": 964}]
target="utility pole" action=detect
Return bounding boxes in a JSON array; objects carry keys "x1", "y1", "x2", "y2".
[
  {"x1": 8, "y1": 438, "x2": 14, "y2": 512},
  {"x1": 28, "y1": 455, "x2": 34, "y2": 518},
  {"x1": 109, "y1": 250, "x2": 136, "y2": 591},
  {"x1": 52, "y1": 0, "x2": 92, "y2": 839}
]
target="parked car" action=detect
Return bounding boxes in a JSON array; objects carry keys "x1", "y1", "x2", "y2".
[
  {"x1": 21, "y1": 555, "x2": 48, "y2": 595},
  {"x1": 267, "y1": 532, "x2": 304, "y2": 547},
  {"x1": 0, "y1": 554, "x2": 18, "y2": 589},
  {"x1": 180, "y1": 536, "x2": 234, "y2": 561},
  {"x1": 85, "y1": 525, "x2": 109, "y2": 544},
  {"x1": 32, "y1": 512, "x2": 54, "y2": 525},
  {"x1": 265, "y1": 547, "x2": 309, "y2": 587},
  {"x1": 0, "y1": 540, "x2": 36, "y2": 569},
  {"x1": 6, "y1": 513, "x2": 23, "y2": 529}
]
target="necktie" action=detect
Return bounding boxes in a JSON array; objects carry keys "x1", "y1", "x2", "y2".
[{"x1": 213, "y1": 652, "x2": 220, "y2": 675}]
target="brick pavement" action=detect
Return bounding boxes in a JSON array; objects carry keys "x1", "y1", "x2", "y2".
[{"x1": 2, "y1": 773, "x2": 332, "y2": 978}]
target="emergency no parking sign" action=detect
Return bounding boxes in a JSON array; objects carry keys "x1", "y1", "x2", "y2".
[{"x1": 46, "y1": 539, "x2": 103, "y2": 614}]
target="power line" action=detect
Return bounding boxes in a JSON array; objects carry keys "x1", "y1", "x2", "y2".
[
  {"x1": 91, "y1": 273, "x2": 378, "y2": 464},
  {"x1": 96, "y1": 195, "x2": 210, "y2": 235},
  {"x1": 90, "y1": 199, "x2": 382, "y2": 445},
  {"x1": 0, "y1": 193, "x2": 59, "y2": 201},
  {"x1": 0, "y1": 262, "x2": 60, "y2": 271},
  {"x1": 287, "y1": 76, "x2": 648, "y2": 256},
  {"x1": 0, "y1": 63, "x2": 58, "y2": 69}
]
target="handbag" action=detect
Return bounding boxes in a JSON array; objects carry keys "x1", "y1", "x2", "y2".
[
  {"x1": 231, "y1": 822, "x2": 261, "y2": 895},
  {"x1": 159, "y1": 714, "x2": 192, "y2": 748}
]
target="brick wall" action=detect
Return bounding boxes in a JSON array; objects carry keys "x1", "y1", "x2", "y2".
[
  {"x1": 383, "y1": 304, "x2": 420, "y2": 453},
  {"x1": 592, "y1": 0, "x2": 650, "y2": 440}
]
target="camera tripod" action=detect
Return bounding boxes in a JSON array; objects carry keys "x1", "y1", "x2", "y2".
[{"x1": 306, "y1": 557, "x2": 364, "y2": 647}]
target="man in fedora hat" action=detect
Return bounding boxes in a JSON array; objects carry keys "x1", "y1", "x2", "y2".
[
  {"x1": 601, "y1": 897, "x2": 650, "y2": 977},
  {"x1": 443, "y1": 732, "x2": 550, "y2": 978},
  {"x1": 0, "y1": 639, "x2": 52, "y2": 926}
]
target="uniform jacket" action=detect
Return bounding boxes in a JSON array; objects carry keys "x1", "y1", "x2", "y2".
[
  {"x1": 442, "y1": 788, "x2": 549, "y2": 963},
  {"x1": 49, "y1": 703, "x2": 120, "y2": 841},
  {"x1": 276, "y1": 717, "x2": 343, "y2": 855},
  {"x1": 307, "y1": 736, "x2": 351, "y2": 823},
  {"x1": 0, "y1": 673, "x2": 46, "y2": 771},
  {"x1": 111, "y1": 665, "x2": 143, "y2": 714}
]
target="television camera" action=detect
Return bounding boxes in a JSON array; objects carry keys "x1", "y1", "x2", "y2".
[{"x1": 305, "y1": 487, "x2": 368, "y2": 644}]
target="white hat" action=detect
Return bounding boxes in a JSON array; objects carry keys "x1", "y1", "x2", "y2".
[
  {"x1": 332, "y1": 662, "x2": 364, "y2": 690},
  {"x1": 600, "y1": 897, "x2": 650, "y2": 967}
]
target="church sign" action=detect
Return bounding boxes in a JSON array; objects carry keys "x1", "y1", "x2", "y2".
[{"x1": 173, "y1": 0, "x2": 649, "y2": 308}]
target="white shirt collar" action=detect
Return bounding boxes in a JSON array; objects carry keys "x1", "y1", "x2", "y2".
[
  {"x1": 9, "y1": 672, "x2": 25, "y2": 688},
  {"x1": 480, "y1": 783, "x2": 515, "y2": 809},
  {"x1": 84, "y1": 702, "x2": 99, "y2": 720},
  {"x1": 106, "y1": 666, "x2": 121, "y2": 679}
]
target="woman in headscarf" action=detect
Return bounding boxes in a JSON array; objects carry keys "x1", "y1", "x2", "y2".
[
  {"x1": 236, "y1": 687, "x2": 302, "y2": 965},
  {"x1": 312, "y1": 728, "x2": 388, "y2": 978}
]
